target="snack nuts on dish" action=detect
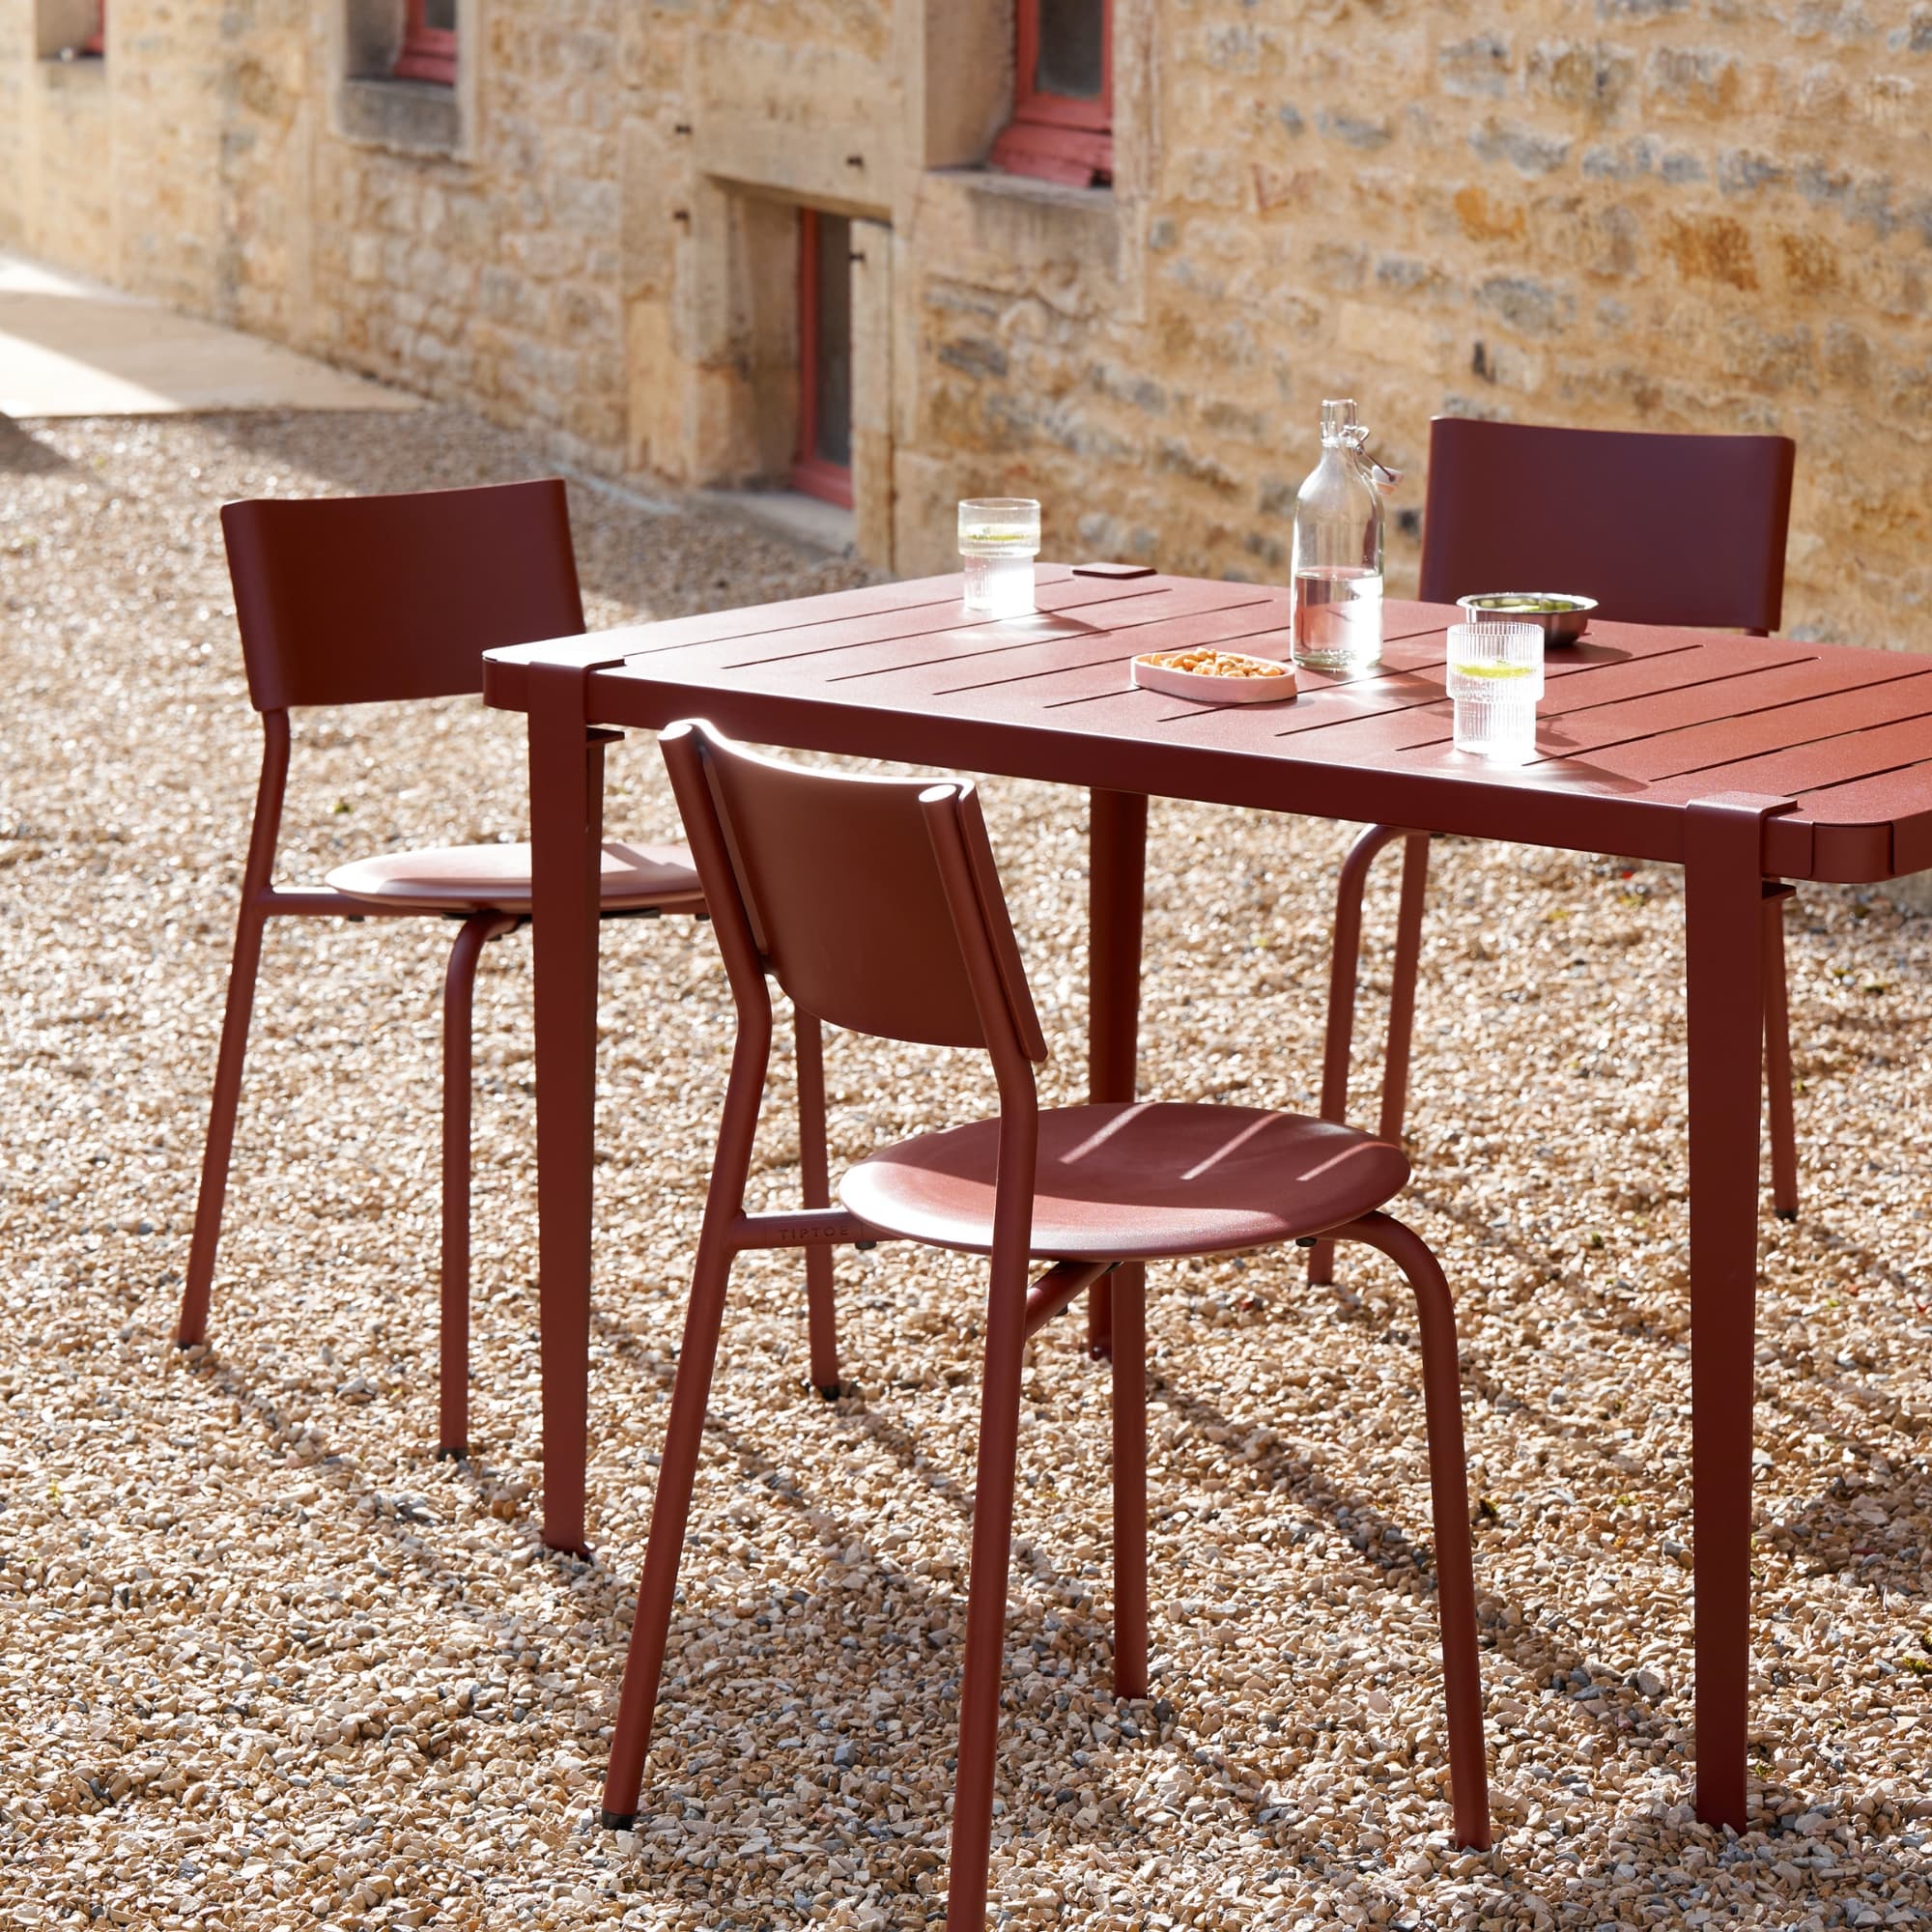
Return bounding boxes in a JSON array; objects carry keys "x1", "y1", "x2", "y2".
[{"x1": 1140, "y1": 649, "x2": 1290, "y2": 678}]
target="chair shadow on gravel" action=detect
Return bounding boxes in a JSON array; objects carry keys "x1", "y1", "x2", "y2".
[
  {"x1": 175, "y1": 1324, "x2": 1932, "y2": 1922},
  {"x1": 568, "y1": 1296, "x2": 1484, "y2": 1838},
  {"x1": 0, "y1": 413, "x2": 71, "y2": 472},
  {"x1": 1792, "y1": 1216, "x2": 1932, "y2": 1327},
  {"x1": 1375, "y1": 1179, "x2": 1916, "y2": 1477},
  {"x1": 1293, "y1": 1208, "x2": 1932, "y2": 1693},
  {"x1": 1139, "y1": 1355, "x2": 1630, "y2": 1704},
  {"x1": 1380, "y1": 1177, "x2": 1932, "y2": 1606},
  {"x1": 1774, "y1": 1460, "x2": 1932, "y2": 1598},
  {"x1": 181, "y1": 1344, "x2": 554, "y2": 1601},
  {"x1": 1135, "y1": 1350, "x2": 1932, "y2": 1916},
  {"x1": 585, "y1": 1265, "x2": 1648, "y2": 1752}
]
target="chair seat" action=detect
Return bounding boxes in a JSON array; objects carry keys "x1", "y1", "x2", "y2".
[
  {"x1": 839, "y1": 1102, "x2": 1409, "y2": 1262},
  {"x1": 326, "y1": 838, "x2": 704, "y2": 916}
]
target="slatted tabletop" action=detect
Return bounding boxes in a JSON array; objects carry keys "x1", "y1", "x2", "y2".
[{"x1": 485, "y1": 565, "x2": 1932, "y2": 883}]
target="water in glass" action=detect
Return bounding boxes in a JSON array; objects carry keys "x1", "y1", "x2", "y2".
[
  {"x1": 1446, "y1": 620, "x2": 1544, "y2": 761},
  {"x1": 1293, "y1": 563, "x2": 1382, "y2": 666},
  {"x1": 958, "y1": 497, "x2": 1041, "y2": 618}
]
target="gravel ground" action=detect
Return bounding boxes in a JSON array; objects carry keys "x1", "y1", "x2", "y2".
[{"x1": 3, "y1": 408, "x2": 1931, "y2": 1932}]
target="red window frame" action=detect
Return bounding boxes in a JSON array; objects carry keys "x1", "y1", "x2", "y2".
[
  {"x1": 990, "y1": 0, "x2": 1114, "y2": 188},
  {"x1": 791, "y1": 209, "x2": 854, "y2": 510},
  {"x1": 393, "y1": 0, "x2": 457, "y2": 86}
]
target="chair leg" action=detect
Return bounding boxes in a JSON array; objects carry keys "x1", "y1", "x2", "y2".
[
  {"x1": 1762, "y1": 888, "x2": 1799, "y2": 1222},
  {"x1": 179, "y1": 897, "x2": 271, "y2": 1347},
  {"x1": 1329, "y1": 1210, "x2": 1490, "y2": 1852},
  {"x1": 947, "y1": 1172, "x2": 1038, "y2": 1931},
  {"x1": 1309, "y1": 824, "x2": 1407, "y2": 1288},
  {"x1": 440, "y1": 912, "x2": 517, "y2": 1459},
  {"x1": 1109, "y1": 1264, "x2": 1149, "y2": 1701},
  {"x1": 600, "y1": 1222, "x2": 740, "y2": 1828},
  {"x1": 1379, "y1": 832, "x2": 1434, "y2": 1144},
  {"x1": 793, "y1": 1008, "x2": 840, "y2": 1395}
]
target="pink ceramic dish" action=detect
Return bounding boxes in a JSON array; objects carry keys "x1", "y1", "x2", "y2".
[{"x1": 1131, "y1": 650, "x2": 1298, "y2": 704}]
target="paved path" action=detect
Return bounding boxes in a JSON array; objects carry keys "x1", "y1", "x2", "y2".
[{"x1": 0, "y1": 249, "x2": 418, "y2": 417}]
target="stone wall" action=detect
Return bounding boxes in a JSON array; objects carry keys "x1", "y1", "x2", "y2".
[
  {"x1": 0, "y1": 1, "x2": 231, "y2": 300},
  {"x1": 891, "y1": 0, "x2": 1932, "y2": 644},
  {"x1": 3, "y1": 0, "x2": 1929, "y2": 648}
]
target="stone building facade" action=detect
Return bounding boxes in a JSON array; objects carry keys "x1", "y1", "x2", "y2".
[{"x1": 4, "y1": 0, "x2": 1930, "y2": 648}]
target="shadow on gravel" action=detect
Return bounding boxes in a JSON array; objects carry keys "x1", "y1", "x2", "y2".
[
  {"x1": 176, "y1": 1326, "x2": 1932, "y2": 1926},
  {"x1": 0, "y1": 413, "x2": 71, "y2": 472},
  {"x1": 203, "y1": 406, "x2": 555, "y2": 500},
  {"x1": 1776, "y1": 1461, "x2": 1932, "y2": 1598},
  {"x1": 199, "y1": 408, "x2": 874, "y2": 625},
  {"x1": 1382, "y1": 1179, "x2": 1922, "y2": 1466}
]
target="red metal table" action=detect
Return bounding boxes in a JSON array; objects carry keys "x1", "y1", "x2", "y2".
[{"x1": 484, "y1": 564, "x2": 1932, "y2": 1832}]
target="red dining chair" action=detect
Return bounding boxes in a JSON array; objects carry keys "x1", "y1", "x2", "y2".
[
  {"x1": 599, "y1": 720, "x2": 1490, "y2": 1926},
  {"x1": 175, "y1": 481, "x2": 839, "y2": 1455},
  {"x1": 1311, "y1": 416, "x2": 1800, "y2": 1287}
]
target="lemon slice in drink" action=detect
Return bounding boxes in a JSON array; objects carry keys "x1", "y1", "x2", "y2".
[{"x1": 1455, "y1": 661, "x2": 1539, "y2": 681}]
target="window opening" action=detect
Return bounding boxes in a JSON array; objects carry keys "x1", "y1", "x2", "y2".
[
  {"x1": 991, "y1": 0, "x2": 1113, "y2": 187},
  {"x1": 394, "y1": 0, "x2": 456, "y2": 85}
]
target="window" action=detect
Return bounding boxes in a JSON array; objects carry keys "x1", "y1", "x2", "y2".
[
  {"x1": 792, "y1": 209, "x2": 854, "y2": 509},
  {"x1": 393, "y1": 0, "x2": 456, "y2": 85},
  {"x1": 991, "y1": 0, "x2": 1112, "y2": 187},
  {"x1": 37, "y1": 0, "x2": 103, "y2": 58}
]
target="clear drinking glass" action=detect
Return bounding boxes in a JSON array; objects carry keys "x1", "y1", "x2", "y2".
[
  {"x1": 958, "y1": 497, "x2": 1041, "y2": 618},
  {"x1": 1446, "y1": 620, "x2": 1544, "y2": 761}
]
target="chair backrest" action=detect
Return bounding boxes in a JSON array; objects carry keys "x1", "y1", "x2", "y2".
[
  {"x1": 659, "y1": 721, "x2": 1048, "y2": 1066},
  {"x1": 220, "y1": 478, "x2": 585, "y2": 712},
  {"x1": 1417, "y1": 416, "x2": 1795, "y2": 633}
]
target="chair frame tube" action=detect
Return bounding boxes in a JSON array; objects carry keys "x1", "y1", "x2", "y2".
[
  {"x1": 180, "y1": 709, "x2": 838, "y2": 1461},
  {"x1": 440, "y1": 909, "x2": 522, "y2": 1453},
  {"x1": 1761, "y1": 883, "x2": 1799, "y2": 1219},
  {"x1": 181, "y1": 712, "x2": 414, "y2": 1348},
  {"x1": 1311, "y1": 825, "x2": 1802, "y2": 1290}
]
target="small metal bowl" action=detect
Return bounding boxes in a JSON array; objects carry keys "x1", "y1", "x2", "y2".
[{"x1": 1456, "y1": 592, "x2": 1598, "y2": 646}]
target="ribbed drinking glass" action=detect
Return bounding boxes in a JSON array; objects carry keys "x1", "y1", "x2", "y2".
[
  {"x1": 958, "y1": 498, "x2": 1041, "y2": 618},
  {"x1": 1446, "y1": 620, "x2": 1543, "y2": 762}
]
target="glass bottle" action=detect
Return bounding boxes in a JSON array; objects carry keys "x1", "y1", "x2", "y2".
[{"x1": 1290, "y1": 398, "x2": 1384, "y2": 671}]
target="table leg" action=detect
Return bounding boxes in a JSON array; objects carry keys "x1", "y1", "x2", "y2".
[
  {"x1": 1088, "y1": 790, "x2": 1147, "y2": 1361},
  {"x1": 1684, "y1": 795, "x2": 1786, "y2": 1831},
  {"x1": 527, "y1": 670, "x2": 608, "y2": 1558}
]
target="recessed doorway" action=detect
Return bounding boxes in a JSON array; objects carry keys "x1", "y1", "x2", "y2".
[{"x1": 791, "y1": 208, "x2": 853, "y2": 509}]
